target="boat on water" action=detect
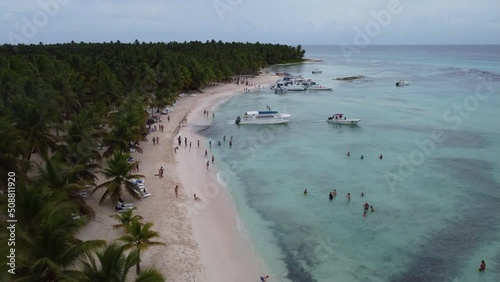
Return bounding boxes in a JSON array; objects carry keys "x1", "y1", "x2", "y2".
[
  {"x1": 395, "y1": 80, "x2": 410, "y2": 86},
  {"x1": 312, "y1": 69, "x2": 322, "y2": 74},
  {"x1": 308, "y1": 85, "x2": 332, "y2": 91},
  {"x1": 235, "y1": 111, "x2": 291, "y2": 125},
  {"x1": 275, "y1": 87, "x2": 287, "y2": 94},
  {"x1": 287, "y1": 85, "x2": 308, "y2": 91},
  {"x1": 327, "y1": 113, "x2": 361, "y2": 125}
]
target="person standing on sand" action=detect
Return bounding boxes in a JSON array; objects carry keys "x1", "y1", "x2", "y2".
[
  {"x1": 212, "y1": 155, "x2": 215, "y2": 164},
  {"x1": 175, "y1": 185, "x2": 179, "y2": 198},
  {"x1": 136, "y1": 163, "x2": 139, "y2": 171},
  {"x1": 184, "y1": 137, "x2": 187, "y2": 146},
  {"x1": 167, "y1": 115, "x2": 170, "y2": 122},
  {"x1": 189, "y1": 142, "x2": 192, "y2": 148},
  {"x1": 178, "y1": 136, "x2": 181, "y2": 146},
  {"x1": 198, "y1": 140, "x2": 200, "y2": 147},
  {"x1": 206, "y1": 161, "x2": 209, "y2": 170},
  {"x1": 205, "y1": 150, "x2": 208, "y2": 157},
  {"x1": 153, "y1": 138, "x2": 156, "y2": 145},
  {"x1": 174, "y1": 147, "x2": 178, "y2": 154},
  {"x1": 260, "y1": 275, "x2": 269, "y2": 281},
  {"x1": 156, "y1": 137, "x2": 159, "y2": 144}
]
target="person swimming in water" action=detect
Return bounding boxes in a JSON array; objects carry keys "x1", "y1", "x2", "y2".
[
  {"x1": 347, "y1": 151, "x2": 350, "y2": 156},
  {"x1": 379, "y1": 154, "x2": 383, "y2": 160},
  {"x1": 347, "y1": 193, "x2": 351, "y2": 200},
  {"x1": 360, "y1": 155, "x2": 364, "y2": 160},
  {"x1": 304, "y1": 189, "x2": 308, "y2": 195},
  {"x1": 361, "y1": 192, "x2": 364, "y2": 197},
  {"x1": 329, "y1": 192, "x2": 333, "y2": 200},
  {"x1": 370, "y1": 206, "x2": 375, "y2": 212},
  {"x1": 363, "y1": 203, "x2": 369, "y2": 210},
  {"x1": 479, "y1": 260, "x2": 486, "y2": 272},
  {"x1": 332, "y1": 189, "x2": 337, "y2": 197}
]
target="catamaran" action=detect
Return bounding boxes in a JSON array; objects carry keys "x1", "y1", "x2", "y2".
[{"x1": 235, "y1": 111, "x2": 291, "y2": 125}]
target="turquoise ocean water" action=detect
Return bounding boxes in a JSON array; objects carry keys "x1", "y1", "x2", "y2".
[{"x1": 202, "y1": 45, "x2": 500, "y2": 282}]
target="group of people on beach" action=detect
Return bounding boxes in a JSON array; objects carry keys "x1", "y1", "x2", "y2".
[{"x1": 203, "y1": 109, "x2": 215, "y2": 119}]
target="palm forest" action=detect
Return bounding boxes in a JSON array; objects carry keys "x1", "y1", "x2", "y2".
[{"x1": 0, "y1": 40, "x2": 305, "y2": 281}]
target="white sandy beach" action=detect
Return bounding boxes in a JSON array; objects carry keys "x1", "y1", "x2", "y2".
[{"x1": 78, "y1": 73, "x2": 279, "y2": 282}]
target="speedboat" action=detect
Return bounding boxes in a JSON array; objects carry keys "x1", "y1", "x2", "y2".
[
  {"x1": 287, "y1": 85, "x2": 307, "y2": 91},
  {"x1": 308, "y1": 85, "x2": 332, "y2": 91},
  {"x1": 235, "y1": 111, "x2": 291, "y2": 125},
  {"x1": 395, "y1": 80, "x2": 410, "y2": 86},
  {"x1": 312, "y1": 69, "x2": 322, "y2": 74},
  {"x1": 327, "y1": 114, "x2": 361, "y2": 125}
]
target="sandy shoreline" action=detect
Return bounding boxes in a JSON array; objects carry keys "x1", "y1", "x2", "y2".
[{"x1": 78, "y1": 73, "x2": 279, "y2": 281}]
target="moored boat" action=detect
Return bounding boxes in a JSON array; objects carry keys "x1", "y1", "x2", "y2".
[
  {"x1": 308, "y1": 85, "x2": 332, "y2": 91},
  {"x1": 312, "y1": 69, "x2": 322, "y2": 74},
  {"x1": 287, "y1": 85, "x2": 308, "y2": 91},
  {"x1": 235, "y1": 110, "x2": 291, "y2": 125},
  {"x1": 395, "y1": 80, "x2": 410, "y2": 86},
  {"x1": 275, "y1": 87, "x2": 287, "y2": 94},
  {"x1": 327, "y1": 113, "x2": 360, "y2": 125}
]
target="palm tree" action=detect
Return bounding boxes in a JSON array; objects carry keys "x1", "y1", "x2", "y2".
[
  {"x1": 15, "y1": 202, "x2": 105, "y2": 281},
  {"x1": 80, "y1": 242, "x2": 165, "y2": 282},
  {"x1": 109, "y1": 207, "x2": 143, "y2": 230},
  {"x1": 9, "y1": 96, "x2": 58, "y2": 162},
  {"x1": 92, "y1": 151, "x2": 144, "y2": 205},
  {"x1": 118, "y1": 219, "x2": 165, "y2": 274},
  {"x1": 0, "y1": 115, "x2": 28, "y2": 186}
]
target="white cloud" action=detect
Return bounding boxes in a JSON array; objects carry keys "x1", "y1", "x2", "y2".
[{"x1": 1, "y1": 0, "x2": 499, "y2": 44}]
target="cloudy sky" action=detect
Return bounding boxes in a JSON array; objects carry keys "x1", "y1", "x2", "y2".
[{"x1": 1, "y1": 0, "x2": 499, "y2": 45}]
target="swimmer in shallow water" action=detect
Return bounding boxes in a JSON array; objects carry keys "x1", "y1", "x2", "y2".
[{"x1": 304, "y1": 189, "x2": 308, "y2": 195}]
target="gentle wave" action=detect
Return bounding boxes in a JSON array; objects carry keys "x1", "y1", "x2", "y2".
[{"x1": 439, "y1": 66, "x2": 500, "y2": 80}]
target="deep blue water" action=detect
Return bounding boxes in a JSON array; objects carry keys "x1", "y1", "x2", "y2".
[{"x1": 202, "y1": 45, "x2": 500, "y2": 282}]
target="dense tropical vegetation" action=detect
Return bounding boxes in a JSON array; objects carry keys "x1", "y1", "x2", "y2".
[{"x1": 0, "y1": 40, "x2": 305, "y2": 281}]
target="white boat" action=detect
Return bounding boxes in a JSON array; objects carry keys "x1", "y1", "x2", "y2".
[
  {"x1": 235, "y1": 111, "x2": 291, "y2": 125},
  {"x1": 327, "y1": 113, "x2": 361, "y2": 125},
  {"x1": 273, "y1": 81, "x2": 288, "y2": 94},
  {"x1": 395, "y1": 80, "x2": 410, "y2": 86},
  {"x1": 312, "y1": 70, "x2": 322, "y2": 74},
  {"x1": 275, "y1": 87, "x2": 287, "y2": 94},
  {"x1": 308, "y1": 85, "x2": 332, "y2": 91},
  {"x1": 287, "y1": 85, "x2": 308, "y2": 91}
]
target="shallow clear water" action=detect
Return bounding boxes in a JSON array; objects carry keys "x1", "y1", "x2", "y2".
[{"x1": 201, "y1": 45, "x2": 500, "y2": 282}]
